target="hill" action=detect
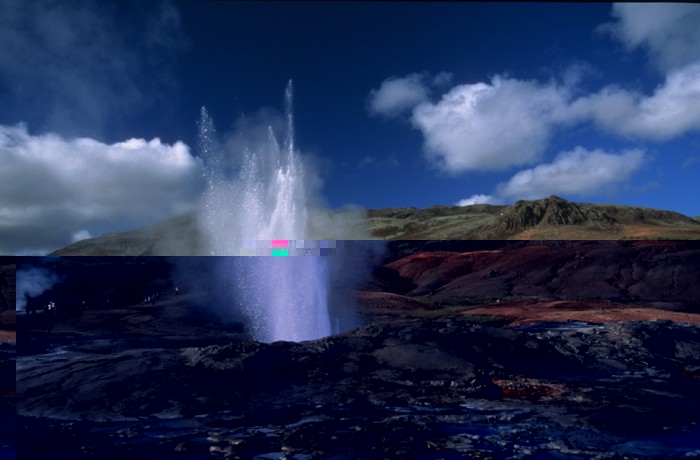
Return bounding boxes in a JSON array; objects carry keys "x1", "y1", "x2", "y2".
[
  {"x1": 51, "y1": 196, "x2": 700, "y2": 255},
  {"x1": 369, "y1": 195, "x2": 700, "y2": 239}
]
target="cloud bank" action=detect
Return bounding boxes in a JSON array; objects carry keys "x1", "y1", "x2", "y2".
[
  {"x1": 368, "y1": 72, "x2": 453, "y2": 118},
  {"x1": 456, "y1": 194, "x2": 503, "y2": 206},
  {"x1": 456, "y1": 147, "x2": 646, "y2": 205},
  {"x1": 496, "y1": 147, "x2": 646, "y2": 200},
  {"x1": 567, "y1": 62, "x2": 700, "y2": 141},
  {"x1": 411, "y1": 76, "x2": 573, "y2": 172},
  {"x1": 600, "y1": 3, "x2": 700, "y2": 72},
  {"x1": 370, "y1": 4, "x2": 700, "y2": 181},
  {"x1": 397, "y1": 64, "x2": 700, "y2": 174},
  {"x1": 0, "y1": 124, "x2": 202, "y2": 254}
]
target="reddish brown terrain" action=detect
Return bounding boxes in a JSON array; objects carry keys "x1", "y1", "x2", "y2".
[
  {"x1": 466, "y1": 299, "x2": 700, "y2": 326},
  {"x1": 359, "y1": 240, "x2": 700, "y2": 326}
]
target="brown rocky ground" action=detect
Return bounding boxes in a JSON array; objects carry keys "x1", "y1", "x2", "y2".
[
  {"x1": 465, "y1": 300, "x2": 700, "y2": 326},
  {"x1": 378, "y1": 240, "x2": 700, "y2": 308}
]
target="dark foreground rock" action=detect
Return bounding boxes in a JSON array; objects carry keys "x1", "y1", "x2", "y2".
[
  {"x1": 17, "y1": 319, "x2": 700, "y2": 459},
  {"x1": 0, "y1": 340, "x2": 15, "y2": 459}
]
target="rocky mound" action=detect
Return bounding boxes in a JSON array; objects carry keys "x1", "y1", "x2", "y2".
[
  {"x1": 491, "y1": 195, "x2": 610, "y2": 233},
  {"x1": 488, "y1": 195, "x2": 699, "y2": 236}
]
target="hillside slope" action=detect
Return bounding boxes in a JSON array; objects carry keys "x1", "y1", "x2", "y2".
[{"x1": 51, "y1": 196, "x2": 700, "y2": 255}]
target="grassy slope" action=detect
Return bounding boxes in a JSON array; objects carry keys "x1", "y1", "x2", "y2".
[{"x1": 51, "y1": 197, "x2": 700, "y2": 256}]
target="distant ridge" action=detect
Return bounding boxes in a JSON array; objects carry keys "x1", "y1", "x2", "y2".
[
  {"x1": 490, "y1": 195, "x2": 699, "y2": 235},
  {"x1": 51, "y1": 196, "x2": 700, "y2": 255},
  {"x1": 368, "y1": 195, "x2": 700, "y2": 240},
  {"x1": 495, "y1": 195, "x2": 610, "y2": 231}
]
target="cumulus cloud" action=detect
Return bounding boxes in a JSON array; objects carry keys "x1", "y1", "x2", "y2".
[
  {"x1": 411, "y1": 76, "x2": 573, "y2": 172},
  {"x1": 0, "y1": 124, "x2": 202, "y2": 254},
  {"x1": 368, "y1": 72, "x2": 453, "y2": 118},
  {"x1": 371, "y1": 4, "x2": 700, "y2": 176},
  {"x1": 376, "y1": 61, "x2": 698, "y2": 175},
  {"x1": 600, "y1": 3, "x2": 700, "y2": 72},
  {"x1": 495, "y1": 147, "x2": 646, "y2": 200},
  {"x1": 456, "y1": 148, "x2": 646, "y2": 205},
  {"x1": 0, "y1": 0, "x2": 187, "y2": 137},
  {"x1": 567, "y1": 62, "x2": 700, "y2": 140},
  {"x1": 456, "y1": 194, "x2": 502, "y2": 206}
]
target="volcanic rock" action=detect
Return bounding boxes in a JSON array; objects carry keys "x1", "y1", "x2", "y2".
[
  {"x1": 17, "y1": 319, "x2": 700, "y2": 459},
  {"x1": 381, "y1": 241, "x2": 700, "y2": 310}
]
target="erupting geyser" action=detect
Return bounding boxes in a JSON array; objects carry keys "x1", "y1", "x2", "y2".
[{"x1": 197, "y1": 81, "x2": 350, "y2": 342}]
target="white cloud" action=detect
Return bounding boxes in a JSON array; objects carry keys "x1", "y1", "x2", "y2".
[
  {"x1": 368, "y1": 72, "x2": 453, "y2": 118},
  {"x1": 495, "y1": 147, "x2": 646, "y2": 200},
  {"x1": 368, "y1": 74, "x2": 431, "y2": 117},
  {"x1": 411, "y1": 76, "x2": 572, "y2": 172},
  {"x1": 0, "y1": 124, "x2": 203, "y2": 254},
  {"x1": 378, "y1": 60, "x2": 698, "y2": 175},
  {"x1": 456, "y1": 194, "x2": 502, "y2": 206},
  {"x1": 71, "y1": 230, "x2": 93, "y2": 243},
  {"x1": 371, "y1": 5, "x2": 700, "y2": 176},
  {"x1": 600, "y1": 3, "x2": 700, "y2": 72},
  {"x1": 567, "y1": 62, "x2": 700, "y2": 140}
]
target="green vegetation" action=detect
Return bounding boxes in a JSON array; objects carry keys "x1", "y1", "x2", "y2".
[{"x1": 51, "y1": 196, "x2": 700, "y2": 256}]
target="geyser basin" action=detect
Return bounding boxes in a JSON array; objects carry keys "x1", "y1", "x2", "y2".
[
  {"x1": 195, "y1": 82, "x2": 378, "y2": 342},
  {"x1": 197, "y1": 243, "x2": 377, "y2": 343},
  {"x1": 226, "y1": 255, "x2": 331, "y2": 343}
]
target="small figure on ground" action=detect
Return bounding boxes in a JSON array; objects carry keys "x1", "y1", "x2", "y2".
[{"x1": 45, "y1": 301, "x2": 56, "y2": 333}]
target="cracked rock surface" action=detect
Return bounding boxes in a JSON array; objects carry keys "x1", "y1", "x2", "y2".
[{"x1": 18, "y1": 319, "x2": 700, "y2": 459}]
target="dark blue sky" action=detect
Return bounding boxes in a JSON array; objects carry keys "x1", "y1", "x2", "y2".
[{"x1": 1, "y1": 1, "x2": 700, "y2": 253}]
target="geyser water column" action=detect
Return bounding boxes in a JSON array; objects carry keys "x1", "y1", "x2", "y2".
[{"x1": 198, "y1": 81, "x2": 332, "y2": 342}]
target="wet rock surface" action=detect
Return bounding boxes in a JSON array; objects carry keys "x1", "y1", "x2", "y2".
[{"x1": 18, "y1": 319, "x2": 700, "y2": 459}]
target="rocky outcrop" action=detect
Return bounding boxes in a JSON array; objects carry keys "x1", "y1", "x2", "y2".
[{"x1": 492, "y1": 195, "x2": 610, "y2": 233}]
